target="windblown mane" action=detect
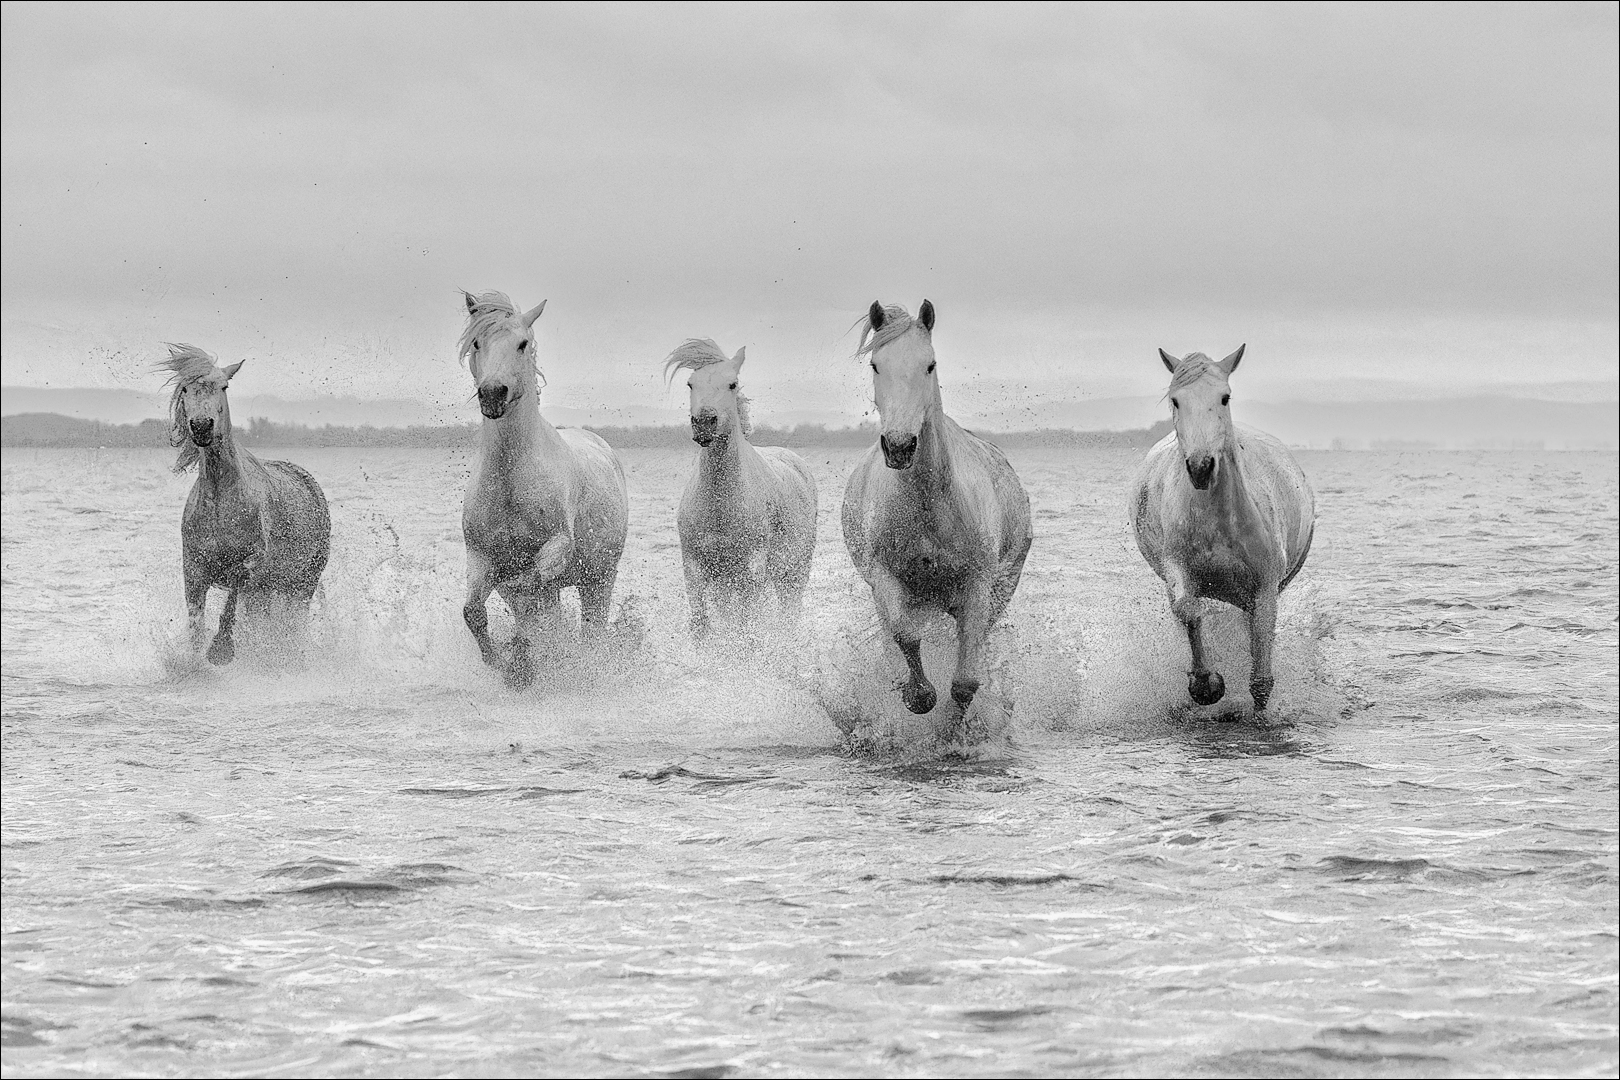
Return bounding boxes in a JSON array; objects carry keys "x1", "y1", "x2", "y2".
[
  {"x1": 1167, "y1": 352, "x2": 1220, "y2": 394},
  {"x1": 663, "y1": 338, "x2": 751, "y2": 436},
  {"x1": 856, "y1": 304, "x2": 926, "y2": 358},
  {"x1": 457, "y1": 289, "x2": 545, "y2": 383},
  {"x1": 157, "y1": 342, "x2": 223, "y2": 473}
]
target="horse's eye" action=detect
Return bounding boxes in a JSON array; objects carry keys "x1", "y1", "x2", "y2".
[
  {"x1": 517, "y1": 340, "x2": 527, "y2": 352},
  {"x1": 1221, "y1": 394, "x2": 1230, "y2": 406},
  {"x1": 729, "y1": 382, "x2": 737, "y2": 391},
  {"x1": 927, "y1": 362, "x2": 936, "y2": 374},
  {"x1": 1170, "y1": 398, "x2": 1179, "y2": 409},
  {"x1": 870, "y1": 362, "x2": 878, "y2": 372},
  {"x1": 472, "y1": 339, "x2": 479, "y2": 350}
]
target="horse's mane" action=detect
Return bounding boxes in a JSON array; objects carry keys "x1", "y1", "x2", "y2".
[
  {"x1": 856, "y1": 304, "x2": 927, "y2": 358},
  {"x1": 157, "y1": 342, "x2": 223, "y2": 474},
  {"x1": 457, "y1": 290, "x2": 544, "y2": 383},
  {"x1": 662, "y1": 338, "x2": 751, "y2": 436},
  {"x1": 1168, "y1": 353, "x2": 1221, "y2": 393}
]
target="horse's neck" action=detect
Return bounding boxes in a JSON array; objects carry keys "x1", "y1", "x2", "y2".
[
  {"x1": 1197, "y1": 432, "x2": 1262, "y2": 528},
  {"x1": 197, "y1": 412, "x2": 254, "y2": 495},
  {"x1": 902, "y1": 406, "x2": 958, "y2": 496},
  {"x1": 696, "y1": 416, "x2": 760, "y2": 498},
  {"x1": 479, "y1": 394, "x2": 568, "y2": 474}
]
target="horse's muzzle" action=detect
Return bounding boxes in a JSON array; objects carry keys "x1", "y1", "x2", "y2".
[
  {"x1": 478, "y1": 383, "x2": 511, "y2": 420},
  {"x1": 881, "y1": 432, "x2": 917, "y2": 470},
  {"x1": 690, "y1": 414, "x2": 718, "y2": 447},
  {"x1": 1186, "y1": 455, "x2": 1216, "y2": 490},
  {"x1": 189, "y1": 418, "x2": 214, "y2": 447}
]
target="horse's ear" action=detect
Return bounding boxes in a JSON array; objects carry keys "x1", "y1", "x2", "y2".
[
  {"x1": 1220, "y1": 344, "x2": 1245, "y2": 374},
  {"x1": 464, "y1": 291, "x2": 477, "y2": 313},
  {"x1": 732, "y1": 346, "x2": 746, "y2": 367},
  {"x1": 1159, "y1": 348, "x2": 1179, "y2": 373},
  {"x1": 222, "y1": 360, "x2": 245, "y2": 382},
  {"x1": 521, "y1": 300, "x2": 548, "y2": 328},
  {"x1": 868, "y1": 301, "x2": 886, "y2": 331},
  {"x1": 918, "y1": 299, "x2": 935, "y2": 332}
]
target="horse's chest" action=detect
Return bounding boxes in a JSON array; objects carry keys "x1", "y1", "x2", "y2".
[
  {"x1": 468, "y1": 493, "x2": 560, "y2": 577},
  {"x1": 187, "y1": 500, "x2": 261, "y2": 574},
  {"x1": 1184, "y1": 533, "x2": 1259, "y2": 602},
  {"x1": 881, "y1": 521, "x2": 975, "y2": 602}
]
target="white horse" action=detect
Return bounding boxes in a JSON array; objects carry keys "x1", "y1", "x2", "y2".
[
  {"x1": 458, "y1": 291, "x2": 629, "y2": 689},
  {"x1": 1131, "y1": 346, "x2": 1315, "y2": 713},
  {"x1": 161, "y1": 344, "x2": 330, "y2": 665},
  {"x1": 842, "y1": 301, "x2": 1033, "y2": 732},
  {"x1": 666, "y1": 339, "x2": 818, "y2": 639}
]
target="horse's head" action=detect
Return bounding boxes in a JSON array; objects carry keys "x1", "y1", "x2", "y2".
[
  {"x1": 1160, "y1": 345, "x2": 1244, "y2": 490},
  {"x1": 460, "y1": 291, "x2": 546, "y2": 420},
  {"x1": 670, "y1": 341, "x2": 748, "y2": 448},
  {"x1": 160, "y1": 342, "x2": 244, "y2": 453},
  {"x1": 861, "y1": 299, "x2": 938, "y2": 470}
]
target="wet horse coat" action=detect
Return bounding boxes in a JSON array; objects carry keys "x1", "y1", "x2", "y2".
[
  {"x1": 457, "y1": 291, "x2": 629, "y2": 688},
  {"x1": 843, "y1": 301, "x2": 1033, "y2": 733},
  {"x1": 162, "y1": 345, "x2": 330, "y2": 665},
  {"x1": 667, "y1": 339, "x2": 817, "y2": 639},
  {"x1": 1131, "y1": 346, "x2": 1315, "y2": 711}
]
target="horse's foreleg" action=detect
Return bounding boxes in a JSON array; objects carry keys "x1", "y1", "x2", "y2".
[
  {"x1": 1167, "y1": 568, "x2": 1223, "y2": 705},
  {"x1": 185, "y1": 577, "x2": 209, "y2": 655},
  {"x1": 1248, "y1": 589, "x2": 1279, "y2": 713},
  {"x1": 870, "y1": 567, "x2": 935, "y2": 715},
  {"x1": 207, "y1": 587, "x2": 240, "y2": 666},
  {"x1": 682, "y1": 551, "x2": 712, "y2": 641},
  {"x1": 462, "y1": 550, "x2": 501, "y2": 669},
  {"x1": 500, "y1": 584, "x2": 551, "y2": 691}
]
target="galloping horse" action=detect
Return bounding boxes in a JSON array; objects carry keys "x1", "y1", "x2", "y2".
[
  {"x1": 1131, "y1": 346, "x2": 1315, "y2": 713},
  {"x1": 842, "y1": 301, "x2": 1033, "y2": 732},
  {"x1": 666, "y1": 339, "x2": 818, "y2": 639},
  {"x1": 458, "y1": 291, "x2": 629, "y2": 689},
  {"x1": 161, "y1": 344, "x2": 330, "y2": 665}
]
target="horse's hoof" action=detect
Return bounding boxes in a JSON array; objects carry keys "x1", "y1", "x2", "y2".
[
  {"x1": 1250, "y1": 678, "x2": 1274, "y2": 712},
  {"x1": 207, "y1": 637, "x2": 235, "y2": 666},
  {"x1": 1188, "y1": 670, "x2": 1225, "y2": 706},
  {"x1": 950, "y1": 679, "x2": 980, "y2": 708},
  {"x1": 900, "y1": 679, "x2": 937, "y2": 715}
]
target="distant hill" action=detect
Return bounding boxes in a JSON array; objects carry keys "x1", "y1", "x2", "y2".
[
  {"x1": 3, "y1": 385, "x2": 1615, "y2": 449},
  {"x1": 0, "y1": 413, "x2": 1176, "y2": 451}
]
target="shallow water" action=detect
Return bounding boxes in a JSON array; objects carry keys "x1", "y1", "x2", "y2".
[{"x1": 2, "y1": 445, "x2": 1616, "y2": 1078}]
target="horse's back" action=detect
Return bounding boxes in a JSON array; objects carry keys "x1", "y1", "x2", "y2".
[
  {"x1": 262, "y1": 458, "x2": 332, "y2": 591},
  {"x1": 756, "y1": 444, "x2": 819, "y2": 573},
  {"x1": 757, "y1": 444, "x2": 818, "y2": 512},
  {"x1": 558, "y1": 426, "x2": 630, "y2": 572},
  {"x1": 1233, "y1": 424, "x2": 1314, "y2": 586}
]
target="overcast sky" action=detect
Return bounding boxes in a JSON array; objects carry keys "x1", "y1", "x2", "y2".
[{"x1": 2, "y1": 2, "x2": 1615, "y2": 423}]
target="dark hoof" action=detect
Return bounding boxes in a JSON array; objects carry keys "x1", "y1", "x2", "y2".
[
  {"x1": 207, "y1": 636, "x2": 235, "y2": 666},
  {"x1": 1188, "y1": 670, "x2": 1225, "y2": 706},
  {"x1": 1250, "y1": 678, "x2": 1274, "y2": 712},
  {"x1": 900, "y1": 678, "x2": 937, "y2": 715},
  {"x1": 950, "y1": 679, "x2": 980, "y2": 708}
]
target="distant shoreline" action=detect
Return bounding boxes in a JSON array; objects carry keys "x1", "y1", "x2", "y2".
[{"x1": 0, "y1": 413, "x2": 1177, "y2": 451}]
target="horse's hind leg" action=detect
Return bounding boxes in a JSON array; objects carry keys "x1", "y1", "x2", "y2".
[
  {"x1": 1167, "y1": 568, "x2": 1223, "y2": 705},
  {"x1": 207, "y1": 587, "x2": 240, "y2": 666},
  {"x1": 870, "y1": 566, "x2": 936, "y2": 714},
  {"x1": 1247, "y1": 590, "x2": 1279, "y2": 713},
  {"x1": 579, "y1": 567, "x2": 617, "y2": 636}
]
